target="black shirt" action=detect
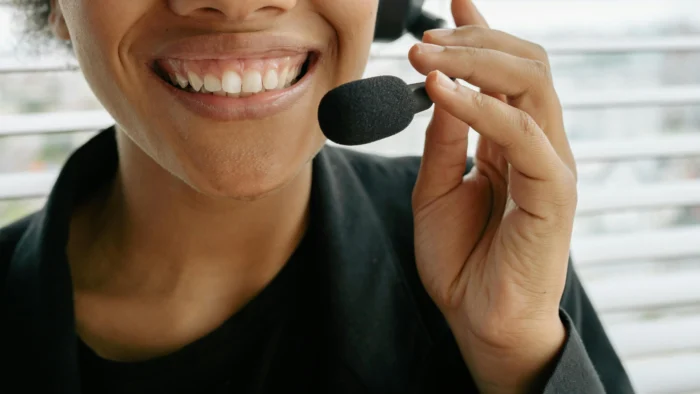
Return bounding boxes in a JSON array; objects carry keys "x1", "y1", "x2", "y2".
[
  {"x1": 0, "y1": 128, "x2": 634, "y2": 393},
  {"x1": 78, "y1": 225, "x2": 319, "y2": 394}
]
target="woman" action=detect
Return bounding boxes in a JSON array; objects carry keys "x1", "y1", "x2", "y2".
[{"x1": 0, "y1": 0, "x2": 634, "y2": 393}]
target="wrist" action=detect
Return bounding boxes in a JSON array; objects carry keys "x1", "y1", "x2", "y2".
[{"x1": 453, "y1": 317, "x2": 567, "y2": 394}]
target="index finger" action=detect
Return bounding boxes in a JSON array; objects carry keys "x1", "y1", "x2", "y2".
[
  {"x1": 426, "y1": 71, "x2": 569, "y2": 183},
  {"x1": 452, "y1": 0, "x2": 489, "y2": 28}
]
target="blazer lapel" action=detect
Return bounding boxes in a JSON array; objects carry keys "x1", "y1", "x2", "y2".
[
  {"x1": 311, "y1": 147, "x2": 432, "y2": 393},
  {"x1": 3, "y1": 129, "x2": 118, "y2": 393}
]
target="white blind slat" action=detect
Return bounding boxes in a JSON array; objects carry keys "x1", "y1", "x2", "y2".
[
  {"x1": 585, "y1": 268, "x2": 700, "y2": 313},
  {"x1": 572, "y1": 227, "x2": 700, "y2": 266},
  {"x1": 578, "y1": 181, "x2": 700, "y2": 214},
  {"x1": 626, "y1": 352, "x2": 700, "y2": 394},
  {"x1": 0, "y1": 171, "x2": 58, "y2": 200},
  {"x1": 608, "y1": 314, "x2": 700, "y2": 359}
]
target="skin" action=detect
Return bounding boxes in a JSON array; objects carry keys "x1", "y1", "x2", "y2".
[
  {"x1": 50, "y1": 0, "x2": 376, "y2": 361},
  {"x1": 49, "y1": 0, "x2": 577, "y2": 392}
]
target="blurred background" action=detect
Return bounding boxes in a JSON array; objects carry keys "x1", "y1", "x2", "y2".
[{"x1": 1, "y1": 0, "x2": 699, "y2": 392}]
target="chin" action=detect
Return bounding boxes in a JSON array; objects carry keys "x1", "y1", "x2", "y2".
[
  {"x1": 174, "y1": 133, "x2": 321, "y2": 201},
  {"x1": 193, "y1": 169, "x2": 300, "y2": 201}
]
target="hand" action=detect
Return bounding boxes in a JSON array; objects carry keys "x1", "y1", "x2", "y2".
[{"x1": 408, "y1": 1, "x2": 577, "y2": 392}]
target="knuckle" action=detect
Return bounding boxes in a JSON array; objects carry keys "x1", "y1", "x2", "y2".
[
  {"x1": 569, "y1": 158, "x2": 579, "y2": 182},
  {"x1": 471, "y1": 91, "x2": 487, "y2": 110},
  {"x1": 461, "y1": 45, "x2": 479, "y2": 58},
  {"x1": 458, "y1": 48, "x2": 479, "y2": 79},
  {"x1": 562, "y1": 170, "x2": 578, "y2": 200},
  {"x1": 469, "y1": 27, "x2": 488, "y2": 47},
  {"x1": 551, "y1": 168, "x2": 578, "y2": 209},
  {"x1": 531, "y1": 42, "x2": 550, "y2": 63},
  {"x1": 517, "y1": 110, "x2": 539, "y2": 138},
  {"x1": 457, "y1": 26, "x2": 489, "y2": 48},
  {"x1": 531, "y1": 60, "x2": 552, "y2": 83}
]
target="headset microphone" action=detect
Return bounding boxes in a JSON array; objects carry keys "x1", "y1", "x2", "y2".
[
  {"x1": 318, "y1": 76, "x2": 434, "y2": 146},
  {"x1": 319, "y1": 1, "x2": 446, "y2": 146}
]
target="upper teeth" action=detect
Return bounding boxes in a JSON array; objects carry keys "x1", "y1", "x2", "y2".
[
  {"x1": 165, "y1": 62, "x2": 304, "y2": 96},
  {"x1": 176, "y1": 74, "x2": 189, "y2": 89},
  {"x1": 203, "y1": 74, "x2": 221, "y2": 92},
  {"x1": 222, "y1": 70, "x2": 242, "y2": 94},
  {"x1": 242, "y1": 70, "x2": 263, "y2": 94},
  {"x1": 187, "y1": 71, "x2": 204, "y2": 91}
]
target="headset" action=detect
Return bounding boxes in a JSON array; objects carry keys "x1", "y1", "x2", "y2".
[{"x1": 374, "y1": 0, "x2": 447, "y2": 42}]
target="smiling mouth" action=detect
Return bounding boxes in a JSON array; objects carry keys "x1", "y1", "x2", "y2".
[{"x1": 152, "y1": 52, "x2": 316, "y2": 97}]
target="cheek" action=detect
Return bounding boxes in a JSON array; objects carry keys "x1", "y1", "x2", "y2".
[
  {"x1": 315, "y1": 0, "x2": 378, "y2": 82},
  {"x1": 59, "y1": 0, "x2": 153, "y2": 114},
  {"x1": 59, "y1": 0, "x2": 162, "y2": 157},
  {"x1": 328, "y1": 0, "x2": 378, "y2": 28},
  {"x1": 60, "y1": 0, "x2": 146, "y2": 60},
  {"x1": 60, "y1": 0, "x2": 149, "y2": 60}
]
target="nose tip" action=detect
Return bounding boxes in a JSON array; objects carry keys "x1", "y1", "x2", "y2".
[{"x1": 169, "y1": 0, "x2": 296, "y2": 22}]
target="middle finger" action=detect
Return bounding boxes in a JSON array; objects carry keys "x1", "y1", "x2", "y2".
[{"x1": 409, "y1": 43, "x2": 554, "y2": 102}]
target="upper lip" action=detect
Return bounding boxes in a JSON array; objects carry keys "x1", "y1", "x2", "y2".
[{"x1": 152, "y1": 32, "x2": 320, "y2": 60}]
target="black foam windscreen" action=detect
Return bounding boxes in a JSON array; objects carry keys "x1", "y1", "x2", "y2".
[{"x1": 318, "y1": 76, "x2": 418, "y2": 146}]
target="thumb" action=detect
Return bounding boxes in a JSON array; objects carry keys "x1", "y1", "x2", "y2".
[{"x1": 413, "y1": 94, "x2": 469, "y2": 210}]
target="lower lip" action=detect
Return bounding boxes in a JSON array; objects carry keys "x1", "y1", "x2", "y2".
[{"x1": 150, "y1": 54, "x2": 319, "y2": 122}]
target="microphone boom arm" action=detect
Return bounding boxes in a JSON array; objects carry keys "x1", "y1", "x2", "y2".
[{"x1": 408, "y1": 82, "x2": 433, "y2": 114}]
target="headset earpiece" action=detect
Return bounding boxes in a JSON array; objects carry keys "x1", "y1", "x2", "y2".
[{"x1": 373, "y1": 0, "x2": 447, "y2": 42}]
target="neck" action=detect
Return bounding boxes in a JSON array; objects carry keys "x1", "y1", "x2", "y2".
[{"x1": 70, "y1": 129, "x2": 313, "y2": 299}]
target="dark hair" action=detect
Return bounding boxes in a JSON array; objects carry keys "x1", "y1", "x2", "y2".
[{"x1": 12, "y1": 0, "x2": 53, "y2": 42}]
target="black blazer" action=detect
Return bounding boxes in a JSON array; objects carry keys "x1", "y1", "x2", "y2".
[{"x1": 0, "y1": 128, "x2": 634, "y2": 393}]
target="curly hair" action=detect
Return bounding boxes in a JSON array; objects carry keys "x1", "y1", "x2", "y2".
[{"x1": 12, "y1": 0, "x2": 53, "y2": 41}]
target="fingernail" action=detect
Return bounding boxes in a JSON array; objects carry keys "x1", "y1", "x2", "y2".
[
  {"x1": 416, "y1": 43, "x2": 445, "y2": 54},
  {"x1": 424, "y1": 28, "x2": 454, "y2": 38},
  {"x1": 436, "y1": 71, "x2": 458, "y2": 91}
]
